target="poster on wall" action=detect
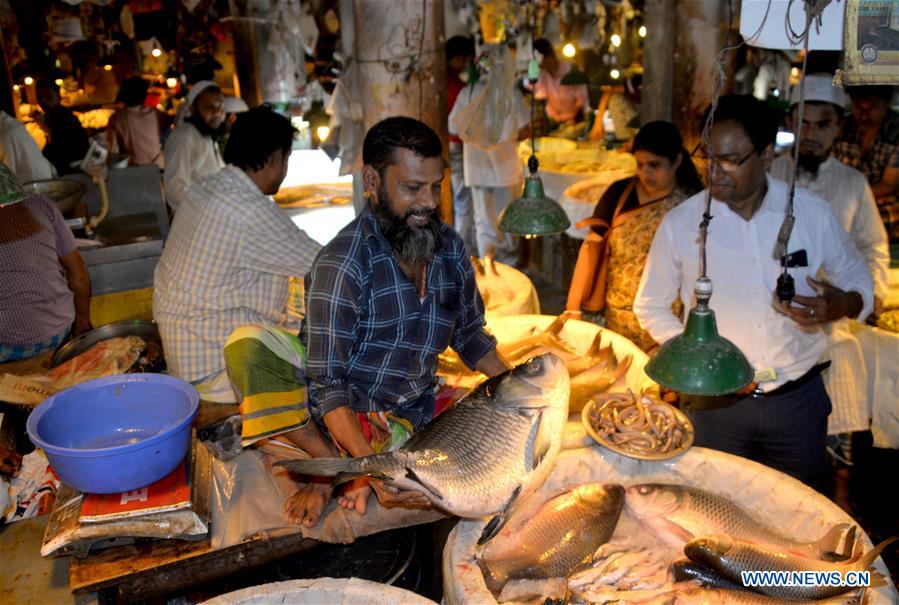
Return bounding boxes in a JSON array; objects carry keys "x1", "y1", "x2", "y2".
[{"x1": 836, "y1": 0, "x2": 899, "y2": 85}]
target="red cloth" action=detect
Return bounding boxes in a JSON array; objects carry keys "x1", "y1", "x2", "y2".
[{"x1": 447, "y1": 70, "x2": 465, "y2": 145}]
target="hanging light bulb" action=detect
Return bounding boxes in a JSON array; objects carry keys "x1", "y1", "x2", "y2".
[
  {"x1": 152, "y1": 47, "x2": 163, "y2": 58},
  {"x1": 23, "y1": 76, "x2": 34, "y2": 86},
  {"x1": 13, "y1": 84, "x2": 20, "y2": 91},
  {"x1": 316, "y1": 125, "x2": 331, "y2": 142},
  {"x1": 639, "y1": 25, "x2": 647, "y2": 38},
  {"x1": 166, "y1": 77, "x2": 179, "y2": 89},
  {"x1": 610, "y1": 69, "x2": 620, "y2": 79},
  {"x1": 611, "y1": 34, "x2": 622, "y2": 47},
  {"x1": 54, "y1": 78, "x2": 64, "y2": 87},
  {"x1": 562, "y1": 43, "x2": 576, "y2": 58}
]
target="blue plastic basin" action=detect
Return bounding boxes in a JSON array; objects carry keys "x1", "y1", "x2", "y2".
[{"x1": 26, "y1": 374, "x2": 199, "y2": 494}]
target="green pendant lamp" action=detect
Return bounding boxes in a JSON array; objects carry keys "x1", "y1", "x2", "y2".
[
  {"x1": 498, "y1": 155, "x2": 571, "y2": 236},
  {"x1": 497, "y1": 46, "x2": 571, "y2": 237},
  {"x1": 644, "y1": 276, "x2": 754, "y2": 396},
  {"x1": 0, "y1": 163, "x2": 27, "y2": 208}
]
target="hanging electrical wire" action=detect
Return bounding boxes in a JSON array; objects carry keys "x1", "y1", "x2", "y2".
[
  {"x1": 696, "y1": 0, "x2": 773, "y2": 280},
  {"x1": 694, "y1": 0, "x2": 832, "y2": 299},
  {"x1": 774, "y1": 0, "x2": 835, "y2": 302}
]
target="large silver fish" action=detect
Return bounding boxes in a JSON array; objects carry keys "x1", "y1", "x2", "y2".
[
  {"x1": 625, "y1": 484, "x2": 853, "y2": 560},
  {"x1": 685, "y1": 534, "x2": 895, "y2": 601},
  {"x1": 277, "y1": 354, "x2": 569, "y2": 521},
  {"x1": 478, "y1": 483, "x2": 624, "y2": 589}
]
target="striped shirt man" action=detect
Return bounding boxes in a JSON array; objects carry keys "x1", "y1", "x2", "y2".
[{"x1": 153, "y1": 165, "x2": 320, "y2": 399}]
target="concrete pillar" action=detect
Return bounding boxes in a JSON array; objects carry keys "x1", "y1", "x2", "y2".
[
  {"x1": 640, "y1": 0, "x2": 676, "y2": 124},
  {"x1": 671, "y1": 0, "x2": 739, "y2": 152},
  {"x1": 230, "y1": 0, "x2": 306, "y2": 107},
  {"x1": 343, "y1": 0, "x2": 452, "y2": 222}
]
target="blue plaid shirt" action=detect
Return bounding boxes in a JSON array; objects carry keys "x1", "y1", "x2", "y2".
[{"x1": 301, "y1": 205, "x2": 496, "y2": 429}]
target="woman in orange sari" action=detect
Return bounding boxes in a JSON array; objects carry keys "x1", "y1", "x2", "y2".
[{"x1": 583, "y1": 121, "x2": 702, "y2": 350}]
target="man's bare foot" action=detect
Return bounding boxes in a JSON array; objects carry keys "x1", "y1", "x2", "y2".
[
  {"x1": 337, "y1": 478, "x2": 372, "y2": 514},
  {"x1": 284, "y1": 481, "x2": 333, "y2": 528}
]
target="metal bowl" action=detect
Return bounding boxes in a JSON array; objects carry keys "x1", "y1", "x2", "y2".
[
  {"x1": 22, "y1": 179, "x2": 86, "y2": 216},
  {"x1": 582, "y1": 394, "x2": 694, "y2": 461},
  {"x1": 51, "y1": 320, "x2": 162, "y2": 368}
]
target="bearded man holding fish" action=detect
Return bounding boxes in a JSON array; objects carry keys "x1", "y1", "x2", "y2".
[
  {"x1": 634, "y1": 95, "x2": 874, "y2": 491},
  {"x1": 227, "y1": 117, "x2": 511, "y2": 527}
]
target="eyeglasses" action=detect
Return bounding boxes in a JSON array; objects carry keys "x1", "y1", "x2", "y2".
[{"x1": 698, "y1": 149, "x2": 757, "y2": 173}]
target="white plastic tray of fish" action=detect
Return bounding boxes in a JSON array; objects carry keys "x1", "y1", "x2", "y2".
[{"x1": 444, "y1": 445, "x2": 898, "y2": 604}]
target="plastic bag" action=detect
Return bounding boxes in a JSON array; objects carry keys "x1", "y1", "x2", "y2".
[
  {"x1": 453, "y1": 46, "x2": 521, "y2": 148},
  {"x1": 199, "y1": 415, "x2": 244, "y2": 462},
  {"x1": 4, "y1": 450, "x2": 59, "y2": 523},
  {"x1": 209, "y1": 449, "x2": 288, "y2": 549}
]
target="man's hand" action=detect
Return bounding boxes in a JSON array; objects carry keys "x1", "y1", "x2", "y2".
[
  {"x1": 474, "y1": 349, "x2": 511, "y2": 378},
  {"x1": 370, "y1": 480, "x2": 431, "y2": 509},
  {"x1": 774, "y1": 276, "x2": 864, "y2": 326},
  {"x1": 0, "y1": 447, "x2": 22, "y2": 477},
  {"x1": 337, "y1": 478, "x2": 431, "y2": 514},
  {"x1": 72, "y1": 314, "x2": 93, "y2": 337}
]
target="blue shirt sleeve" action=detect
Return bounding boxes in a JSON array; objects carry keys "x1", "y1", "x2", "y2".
[{"x1": 303, "y1": 243, "x2": 364, "y2": 420}]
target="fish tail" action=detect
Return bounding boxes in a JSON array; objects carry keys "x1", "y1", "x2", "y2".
[
  {"x1": 614, "y1": 354, "x2": 632, "y2": 378},
  {"x1": 859, "y1": 536, "x2": 898, "y2": 569},
  {"x1": 815, "y1": 523, "x2": 856, "y2": 558},
  {"x1": 274, "y1": 457, "x2": 378, "y2": 485}
]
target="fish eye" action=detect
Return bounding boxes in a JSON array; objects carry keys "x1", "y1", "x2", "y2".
[
  {"x1": 525, "y1": 358, "x2": 542, "y2": 374},
  {"x1": 638, "y1": 485, "x2": 653, "y2": 495}
]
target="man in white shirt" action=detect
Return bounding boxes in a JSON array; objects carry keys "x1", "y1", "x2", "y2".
[
  {"x1": 770, "y1": 75, "x2": 890, "y2": 452},
  {"x1": 163, "y1": 81, "x2": 226, "y2": 212},
  {"x1": 533, "y1": 38, "x2": 589, "y2": 125},
  {"x1": 634, "y1": 95, "x2": 873, "y2": 490},
  {"x1": 448, "y1": 46, "x2": 531, "y2": 264},
  {"x1": 154, "y1": 106, "x2": 320, "y2": 404},
  {"x1": 0, "y1": 111, "x2": 56, "y2": 183}
]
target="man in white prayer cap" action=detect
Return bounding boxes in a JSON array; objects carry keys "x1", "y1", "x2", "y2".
[
  {"x1": 770, "y1": 73, "x2": 890, "y2": 477},
  {"x1": 163, "y1": 81, "x2": 227, "y2": 211}
]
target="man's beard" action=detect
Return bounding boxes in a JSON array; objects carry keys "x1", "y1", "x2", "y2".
[
  {"x1": 374, "y1": 188, "x2": 443, "y2": 266},
  {"x1": 797, "y1": 151, "x2": 827, "y2": 176},
  {"x1": 186, "y1": 114, "x2": 229, "y2": 140}
]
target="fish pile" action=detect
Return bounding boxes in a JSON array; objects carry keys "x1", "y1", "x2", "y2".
[
  {"x1": 586, "y1": 392, "x2": 692, "y2": 458},
  {"x1": 438, "y1": 313, "x2": 631, "y2": 410},
  {"x1": 471, "y1": 482, "x2": 886, "y2": 604},
  {"x1": 277, "y1": 353, "x2": 570, "y2": 521}
]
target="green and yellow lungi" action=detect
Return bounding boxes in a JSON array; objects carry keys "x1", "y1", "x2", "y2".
[
  {"x1": 224, "y1": 325, "x2": 311, "y2": 447},
  {"x1": 224, "y1": 325, "x2": 416, "y2": 452}
]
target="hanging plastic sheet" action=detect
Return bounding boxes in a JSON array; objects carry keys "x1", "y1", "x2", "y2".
[
  {"x1": 327, "y1": 61, "x2": 365, "y2": 176},
  {"x1": 452, "y1": 46, "x2": 522, "y2": 149}
]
